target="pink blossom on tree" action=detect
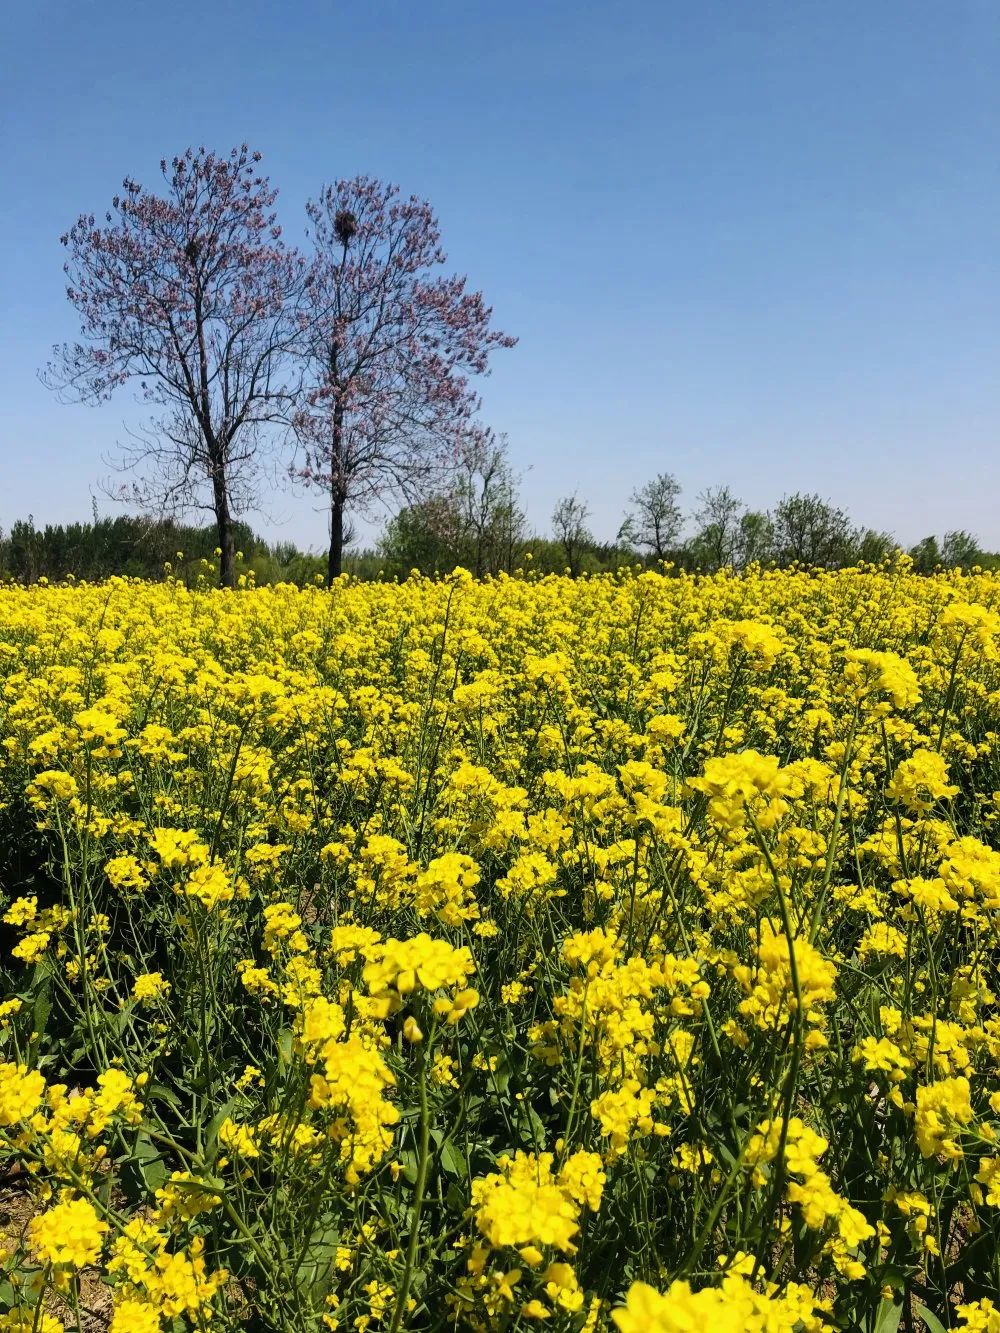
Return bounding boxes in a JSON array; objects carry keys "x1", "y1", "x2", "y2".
[
  {"x1": 46, "y1": 145, "x2": 304, "y2": 587},
  {"x1": 295, "y1": 177, "x2": 516, "y2": 582}
]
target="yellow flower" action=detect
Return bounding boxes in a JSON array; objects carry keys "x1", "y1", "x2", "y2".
[
  {"x1": 975, "y1": 1157, "x2": 1000, "y2": 1207},
  {"x1": 843, "y1": 648, "x2": 920, "y2": 710},
  {"x1": 0, "y1": 1313, "x2": 67, "y2": 1333},
  {"x1": 857, "y1": 922, "x2": 907, "y2": 960},
  {"x1": 149, "y1": 827, "x2": 209, "y2": 869},
  {"x1": 184, "y1": 862, "x2": 235, "y2": 909},
  {"x1": 219, "y1": 1117, "x2": 260, "y2": 1159},
  {"x1": 109, "y1": 1299, "x2": 163, "y2": 1333},
  {"x1": 736, "y1": 922, "x2": 837, "y2": 1031},
  {"x1": 472, "y1": 1153, "x2": 583, "y2": 1254},
  {"x1": 12, "y1": 930, "x2": 52, "y2": 962},
  {"x1": 3, "y1": 896, "x2": 37, "y2": 926},
  {"x1": 362, "y1": 933, "x2": 475, "y2": 999},
  {"x1": 6, "y1": 553, "x2": 1000, "y2": 1325},
  {"x1": 557, "y1": 1151, "x2": 606, "y2": 1212},
  {"x1": 956, "y1": 1298, "x2": 1000, "y2": 1331},
  {"x1": 887, "y1": 749, "x2": 958, "y2": 813},
  {"x1": 0, "y1": 1062, "x2": 46, "y2": 1125},
  {"x1": 26, "y1": 769, "x2": 78, "y2": 801},
  {"x1": 612, "y1": 1273, "x2": 823, "y2": 1333},
  {"x1": 689, "y1": 751, "x2": 792, "y2": 832},
  {"x1": 522, "y1": 1299, "x2": 551, "y2": 1319},
  {"x1": 915, "y1": 1077, "x2": 975, "y2": 1159},
  {"x1": 132, "y1": 972, "x2": 170, "y2": 1002},
  {"x1": 28, "y1": 1197, "x2": 108, "y2": 1268}
]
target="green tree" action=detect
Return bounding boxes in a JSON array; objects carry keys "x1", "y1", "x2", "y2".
[
  {"x1": 378, "y1": 494, "x2": 468, "y2": 575},
  {"x1": 771, "y1": 492, "x2": 854, "y2": 567},
  {"x1": 735, "y1": 510, "x2": 775, "y2": 568},
  {"x1": 908, "y1": 535, "x2": 941, "y2": 573},
  {"x1": 853, "y1": 528, "x2": 897, "y2": 564},
  {"x1": 941, "y1": 529, "x2": 980, "y2": 568}
]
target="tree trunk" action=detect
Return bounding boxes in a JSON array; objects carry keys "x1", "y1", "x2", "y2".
[
  {"x1": 216, "y1": 507, "x2": 236, "y2": 589},
  {"x1": 327, "y1": 400, "x2": 345, "y2": 585},
  {"x1": 219, "y1": 522, "x2": 236, "y2": 588},
  {"x1": 209, "y1": 441, "x2": 236, "y2": 589},
  {"x1": 328, "y1": 494, "x2": 344, "y2": 584}
]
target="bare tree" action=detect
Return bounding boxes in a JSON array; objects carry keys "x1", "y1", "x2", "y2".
[
  {"x1": 45, "y1": 146, "x2": 304, "y2": 588},
  {"x1": 618, "y1": 472, "x2": 683, "y2": 560},
  {"x1": 552, "y1": 494, "x2": 592, "y2": 576},
  {"x1": 688, "y1": 485, "x2": 744, "y2": 570},
  {"x1": 294, "y1": 178, "x2": 515, "y2": 583},
  {"x1": 456, "y1": 433, "x2": 526, "y2": 576}
]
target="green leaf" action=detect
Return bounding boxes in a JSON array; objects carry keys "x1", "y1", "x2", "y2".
[
  {"x1": 30, "y1": 970, "x2": 53, "y2": 1046},
  {"x1": 108, "y1": 1004, "x2": 136, "y2": 1037},
  {"x1": 437, "y1": 1135, "x2": 467, "y2": 1178},
  {"x1": 913, "y1": 1304, "x2": 948, "y2": 1333},
  {"x1": 445, "y1": 1181, "x2": 467, "y2": 1213},
  {"x1": 206, "y1": 1097, "x2": 239, "y2": 1152},
  {"x1": 146, "y1": 1083, "x2": 183, "y2": 1113},
  {"x1": 714, "y1": 1141, "x2": 738, "y2": 1169},
  {"x1": 874, "y1": 1298, "x2": 904, "y2": 1333},
  {"x1": 879, "y1": 1266, "x2": 907, "y2": 1290},
  {"x1": 399, "y1": 1148, "x2": 419, "y2": 1185},
  {"x1": 526, "y1": 1104, "x2": 547, "y2": 1145},
  {"x1": 121, "y1": 1130, "x2": 169, "y2": 1200},
  {"x1": 298, "y1": 1214, "x2": 341, "y2": 1302},
  {"x1": 490, "y1": 1057, "x2": 511, "y2": 1096}
]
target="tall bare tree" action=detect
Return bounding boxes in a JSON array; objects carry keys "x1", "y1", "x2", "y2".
[
  {"x1": 46, "y1": 145, "x2": 304, "y2": 587},
  {"x1": 295, "y1": 177, "x2": 515, "y2": 583}
]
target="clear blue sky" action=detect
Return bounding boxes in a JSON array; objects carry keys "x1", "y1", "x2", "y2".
[{"x1": 2, "y1": 0, "x2": 998, "y2": 550}]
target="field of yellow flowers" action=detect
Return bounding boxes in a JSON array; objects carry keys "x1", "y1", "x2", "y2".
[{"x1": 1, "y1": 564, "x2": 1000, "y2": 1332}]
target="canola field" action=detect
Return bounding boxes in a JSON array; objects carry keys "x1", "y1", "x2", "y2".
[{"x1": 1, "y1": 566, "x2": 1000, "y2": 1333}]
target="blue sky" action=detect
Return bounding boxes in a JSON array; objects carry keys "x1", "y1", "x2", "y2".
[{"x1": 2, "y1": 0, "x2": 998, "y2": 550}]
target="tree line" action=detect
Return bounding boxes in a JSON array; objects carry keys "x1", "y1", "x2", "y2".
[
  {"x1": 2, "y1": 462, "x2": 991, "y2": 584},
  {"x1": 377, "y1": 455, "x2": 994, "y2": 576},
  {"x1": 0, "y1": 513, "x2": 324, "y2": 586}
]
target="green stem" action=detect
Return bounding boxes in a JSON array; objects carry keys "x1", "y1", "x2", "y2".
[
  {"x1": 389, "y1": 1033, "x2": 434, "y2": 1333},
  {"x1": 809, "y1": 707, "x2": 859, "y2": 943}
]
